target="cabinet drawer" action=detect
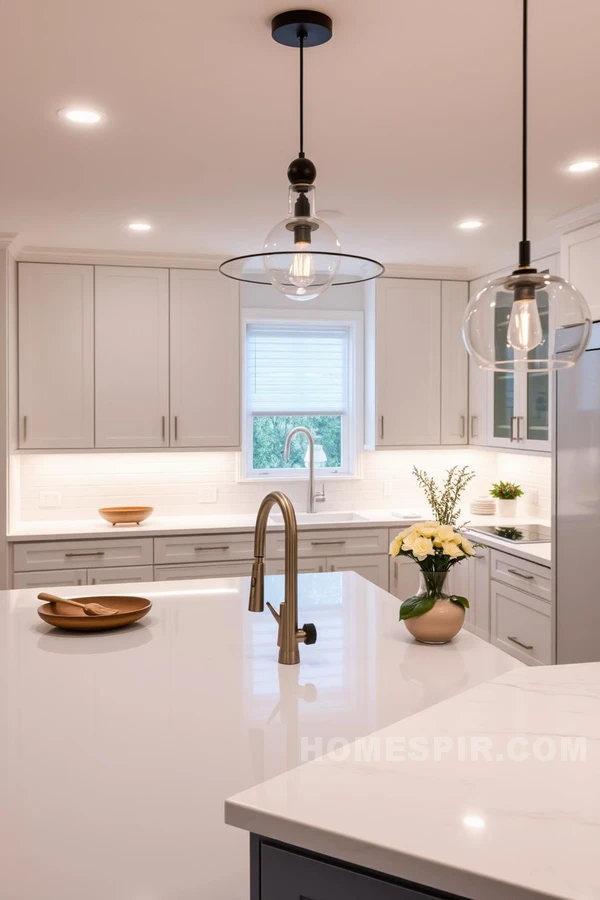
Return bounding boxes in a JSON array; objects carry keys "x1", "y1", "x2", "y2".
[
  {"x1": 88, "y1": 565, "x2": 154, "y2": 585},
  {"x1": 491, "y1": 581, "x2": 551, "y2": 665},
  {"x1": 13, "y1": 538, "x2": 153, "y2": 572},
  {"x1": 268, "y1": 528, "x2": 388, "y2": 560},
  {"x1": 154, "y1": 533, "x2": 255, "y2": 565},
  {"x1": 491, "y1": 549, "x2": 550, "y2": 601},
  {"x1": 13, "y1": 568, "x2": 87, "y2": 589},
  {"x1": 266, "y1": 557, "x2": 325, "y2": 575},
  {"x1": 154, "y1": 561, "x2": 253, "y2": 581}
]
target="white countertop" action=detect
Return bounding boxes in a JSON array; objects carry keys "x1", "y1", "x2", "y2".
[
  {"x1": 0, "y1": 572, "x2": 521, "y2": 900},
  {"x1": 227, "y1": 661, "x2": 600, "y2": 900},
  {"x1": 6, "y1": 510, "x2": 552, "y2": 565}
]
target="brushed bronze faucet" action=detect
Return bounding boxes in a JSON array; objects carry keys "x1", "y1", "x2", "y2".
[{"x1": 249, "y1": 491, "x2": 317, "y2": 665}]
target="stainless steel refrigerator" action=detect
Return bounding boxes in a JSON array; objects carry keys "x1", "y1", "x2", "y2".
[{"x1": 555, "y1": 320, "x2": 600, "y2": 663}]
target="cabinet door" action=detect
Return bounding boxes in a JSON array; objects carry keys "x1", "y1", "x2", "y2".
[
  {"x1": 470, "y1": 548, "x2": 491, "y2": 640},
  {"x1": 95, "y1": 266, "x2": 169, "y2": 448},
  {"x1": 327, "y1": 554, "x2": 389, "y2": 590},
  {"x1": 468, "y1": 358, "x2": 489, "y2": 446},
  {"x1": 440, "y1": 281, "x2": 468, "y2": 444},
  {"x1": 13, "y1": 569, "x2": 86, "y2": 589},
  {"x1": 376, "y1": 279, "x2": 441, "y2": 446},
  {"x1": 487, "y1": 288, "x2": 517, "y2": 448},
  {"x1": 170, "y1": 269, "x2": 240, "y2": 448},
  {"x1": 388, "y1": 556, "x2": 420, "y2": 599},
  {"x1": 562, "y1": 222, "x2": 600, "y2": 322},
  {"x1": 18, "y1": 263, "x2": 94, "y2": 449},
  {"x1": 87, "y1": 565, "x2": 154, "y2": 585}
]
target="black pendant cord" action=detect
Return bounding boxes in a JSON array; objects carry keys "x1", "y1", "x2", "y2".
[
  {"x1": 298, "y1": 28, "x2": 306, "y2": 158},
  {"x1": 519, "y1": 0, "x2": 531, "y2": 268}
]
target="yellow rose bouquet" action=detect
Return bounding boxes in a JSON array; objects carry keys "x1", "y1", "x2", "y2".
[{"x1": 390, "y1": 522, "x2": 475, "y2": 623}]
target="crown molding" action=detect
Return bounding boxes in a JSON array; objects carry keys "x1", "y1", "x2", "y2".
[
  {"x1": 16, "y1": 245, "x2": 225, "y2": 269},
  {"x1": 0, "y1": 233, "x2": 21, "y2": 253},
  {"x1": 467, "y1": 235, "x2": 560, "y2": 283},
  {"x1": 548, "y1": 199, "x2": 600, "y2": 235},
  {"x1": 15, "y1": 245, "x2": 471, "y2": 281},
  {"x1": 380, "y1": 262, "x2": 470, "y2": 281}
]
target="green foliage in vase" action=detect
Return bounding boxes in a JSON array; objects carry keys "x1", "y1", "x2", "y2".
[{"x1": 412, "y1": 465, "x2": 476, "y2": 526}]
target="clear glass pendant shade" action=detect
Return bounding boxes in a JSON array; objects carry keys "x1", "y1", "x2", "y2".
[
  {"x1": 463, "y1": 272, "x2": 592, "y2": 372},
  {"x1": 262, "y1": 185, "x2": 341, "y2": 301}
]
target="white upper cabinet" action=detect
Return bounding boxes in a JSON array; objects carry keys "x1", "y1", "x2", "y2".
[
  {"x1": 440, "y1": 281, "x2": 468, "y2": 445},
  {"x1": 18, "y1": 263, "x2": 94, "y2": 449},
  {"x1": 170, "y1": 270, "x2": 240, "y2": 448},
  {"x1": 562, "y1": 221, "x2": 600, "y2": 322},
  {"x1": 368, "y1": 278, "x2": 442, "y2": 447},
  {"x1": 95, "y1": 266, "x2": 169, "y2": 448}
]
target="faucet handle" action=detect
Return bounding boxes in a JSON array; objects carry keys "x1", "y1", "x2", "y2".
[
  {"x1": 315, "y1": 483, "x2": 326, "y2": 503},
  {"x1": 300, "y1": 623, "x2": 317, "y2": 645},
  {"x1": 266, "y1": 601, "x2": 281, "y2": 625}
]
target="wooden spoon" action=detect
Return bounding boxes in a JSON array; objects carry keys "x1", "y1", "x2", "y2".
[{"x1": 37, "y1": 592, "x2": 116, "y2": 617}]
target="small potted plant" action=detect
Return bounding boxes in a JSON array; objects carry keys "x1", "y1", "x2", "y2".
[
  {"x1": 490, "y1": 481, "x2": 523, "y2": 517},
  {"x1": 389, "y1": 466, "x2": 476, "y2": 644}
]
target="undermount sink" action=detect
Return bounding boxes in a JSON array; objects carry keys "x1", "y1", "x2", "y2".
[{"x1": 269, "y1": 511, "x2": 369, "y2": 526}]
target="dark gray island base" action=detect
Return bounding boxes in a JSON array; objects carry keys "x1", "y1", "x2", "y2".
[{"x1": 250, "y1": 835, "x2": 470, "y2": 900}]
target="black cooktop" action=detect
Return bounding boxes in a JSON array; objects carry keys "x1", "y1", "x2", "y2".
[{"x1": 469, "y1": 524, "x2": 551, "y2": 543}]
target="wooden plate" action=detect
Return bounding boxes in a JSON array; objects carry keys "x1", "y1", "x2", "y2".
[
  {"x1": 37, "y1": 596, "x2": 152, "y2": 632},
  {"x1": 98, "y1": 506, "x2": 153, "y2": 526}
]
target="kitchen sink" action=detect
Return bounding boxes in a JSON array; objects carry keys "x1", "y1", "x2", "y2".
[{"x1": 269, "y1": 511, "x2": 369, "y2": 526}]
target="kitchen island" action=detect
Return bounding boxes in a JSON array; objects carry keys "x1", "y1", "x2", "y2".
[
  {"x1": 227, "y1": 662, "x2": 600, "y2": 900},
  {"x1": 0, "y1": 571, "x2": 520, "y2": 899}
]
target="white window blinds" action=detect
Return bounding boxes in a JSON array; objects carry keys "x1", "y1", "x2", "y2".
[{"x1": 246, "y1": 322, "x2": 350, "y2": 414}]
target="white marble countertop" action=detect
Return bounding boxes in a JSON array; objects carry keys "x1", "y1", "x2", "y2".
[
  {"x1": 0, "y1": 572, "x2": 521, "y2": 900},
  {"x1": 227, "y1": 661, "x2": 600, "y2": 900},
  {"x1": 6, "y1": 510, "x2": 552, "y2": 565}
]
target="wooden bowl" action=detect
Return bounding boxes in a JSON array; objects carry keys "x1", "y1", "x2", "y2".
[
  {"x1": 98, "y1": 506, "x2": 153, "y2": 526},
  {"x1": 38, "y1": 596, "x2": 152, "y2": 632}
]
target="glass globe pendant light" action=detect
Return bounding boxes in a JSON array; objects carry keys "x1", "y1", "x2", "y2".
[
  {"x1": 220, "y1": 11, "x2": 384, "y2": 301},
  {"x1": 462, "y1": 0, "x2": 592, "y2": 371}
]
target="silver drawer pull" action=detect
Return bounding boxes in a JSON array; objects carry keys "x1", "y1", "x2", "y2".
[
  {"x1": 65, "y1": 551, "x2": 105, "y2": 558},
  {"x1": 508, "y1": 635, "x2": 534, "y2": 651},
  {"x1": 474, "y1": 553, "x2": 486, "y2": 559},
  {"x1": 194, "y1": 545, "x2": 229, "y2": 551},
  {"x1": 310, "y1": 540, "x2": 347, "y2": 546},
  {"x1": 508, "y1": 568, "x2": 534, "y2": 580}
]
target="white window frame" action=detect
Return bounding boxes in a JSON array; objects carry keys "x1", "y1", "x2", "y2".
[{"x1": 241, "y1": 308, "x2": 364, "y2": 481}]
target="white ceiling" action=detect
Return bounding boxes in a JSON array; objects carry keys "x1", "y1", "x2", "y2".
[{"x1": 1, "y1": 0, "x2": 599, "y2": 275}]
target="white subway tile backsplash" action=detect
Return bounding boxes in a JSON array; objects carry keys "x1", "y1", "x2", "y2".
[{"x1": 14, "y1": 448, "x2": 551, "y2": 523}]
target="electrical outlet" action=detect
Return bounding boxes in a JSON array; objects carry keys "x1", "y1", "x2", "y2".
[
  {"x1": 39, "y1": 491, "x2": 62, "y2": 509},
  {"x1": 529, "y1": 487, "x2": 539, "y2": 506},
  {"x1": 383, "y1": 481, "x2": 392, "y2": 498},
  {"x1": 198, "y1": 486, "x2": 217, "y2": 504}
]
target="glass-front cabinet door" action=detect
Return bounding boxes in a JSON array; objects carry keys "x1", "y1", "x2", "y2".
[
  {"x1": 490, "y1": 290, "x2": 517, "y2": 447},
  {"x1": 486, "y1": 264, "x2": 553, "y2": 452},
  {"x1": 523, "y1": 290, "x2": 550, "y2": 447}
]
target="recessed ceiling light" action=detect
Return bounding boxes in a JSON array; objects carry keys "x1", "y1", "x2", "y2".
[
  {"x1": 128, "y1": 222, "x2": 152, "y2": 232},
  {"x1": 565, "y1": 160, "x2": 599, "y2": 174},
  {"x1": 57, "y1": 108, "x2": 104, "y2": 125},
  {"x1": 458, "y1": 220, "x2": 485, "y2": 230}
]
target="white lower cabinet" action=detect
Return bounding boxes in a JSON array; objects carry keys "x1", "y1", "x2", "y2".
[
  {"x1": 388, "y1": 556, "x2": 420, "y2": 600},
  {"x1": 447, "y1": 549, "x2": 491, "y2": 640},
  {"x1": 327, "y1": 555, "x2": 389, "y2": 590},
  {"x1": 490, "y1": 581, "x2": 551, "y2": 665},
  {"x1": 153, "y1": 561, "x2": 254, "y2": 581},
  {"x1": 13, "y1": 569, "x2": 87, "y2": 589}
]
